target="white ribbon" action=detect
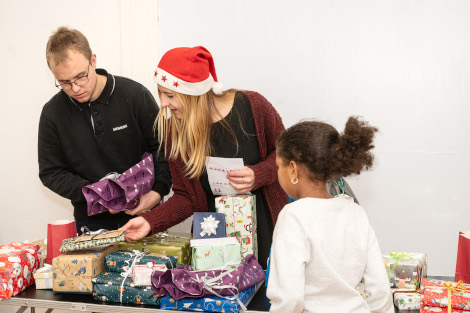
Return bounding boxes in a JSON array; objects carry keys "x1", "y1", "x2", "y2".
[
  {"x1": 99, "y1": 172, "x2": 120, "y2": 181},
  {"x1": 154, "y1": 231, "x2": 189, "y2": 240},
  {"x1": 119, "y1": 250, "x2": 146, "y2": 302},
  {"x1": 189, "y1": 270, "x2": 247, "y2": 311}
]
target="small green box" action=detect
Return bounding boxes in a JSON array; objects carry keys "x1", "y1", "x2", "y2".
[{"x1": 190, "y1": 237, "x2": 242, "y2": 271}]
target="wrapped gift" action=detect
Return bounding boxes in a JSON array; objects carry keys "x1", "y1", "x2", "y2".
[
  {"x1": 60, "y1": 229, "x2": 125, "y2": 252},
  {"x1": 92, "y1": 271, "x2": 160, "y2": 305},
  {"x1": 30, "y1": 239, "x2": 47, "y2": 267},
  {"x1": 421, "y1": 306, "x2": 470, "y2": 313},
  {"x1": 152, "y1": 254, "x2": 264, "y2": 300},
  {"x1": 105, "y1": 250, "x2": 176, "y2": 273},
  {"x1": 33, "y1": 265, "x2": 53, "y2": 289},
  {"x1": 382, "y1": 251, "x2": 427, "y2": 288},
  {"x1": 392, "y1": 289, "x2": 421, "y2": 310},
  {"x1": 193, "y1": 212, "x2": 226, "y2": 239},
  {"x1": 421, "y1": 278, "x2": 470, "y2": 311},
  {"x1": 191, "y1": 237, "x2": 242, "y2": 271},
  {"x1": 215, "y1": 195, "x2": 258, "y2": 258},
  {"x1": 119, "y1": 232, "x2": 192, "y2": 264},
  {"x1": 0, "y1": 242, "x2": 40, "y2": 299},
  {"x1": 83, "y1": 152, "x2": 155, "y2": 216},
  {"x1": 160, "y1": 284, "x2": 256, "y2": 312},
  {"x1": 132, "y1": 263, "x2": 168, "y2": 286},
  {"x1": 52, "y1": 244, "x2": 118, "y2": 293}
]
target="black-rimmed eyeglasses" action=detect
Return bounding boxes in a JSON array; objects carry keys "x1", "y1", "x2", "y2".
[{"x1": 55, "y1": 63, "x2": 91, "y2": 91}]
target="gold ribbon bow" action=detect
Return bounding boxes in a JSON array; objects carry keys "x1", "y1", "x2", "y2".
[{"x1": 425, "y1": 280, "x2": 467, "y2": 313}]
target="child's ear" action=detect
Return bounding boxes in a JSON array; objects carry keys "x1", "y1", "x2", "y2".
[{"x1": 289, "y1": 160, "x2": 298, "y2": 177}]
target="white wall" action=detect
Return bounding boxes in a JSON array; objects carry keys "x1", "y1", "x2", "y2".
[
  {"x1": 0, "y1": 0, "x2": 468, "y2": 294},
  {"x1": 0, "y1": 1, "x2": 159, "y2": 311},
  {"x1": 158, "y1": 0, "x2": 470, "y2": 276}
]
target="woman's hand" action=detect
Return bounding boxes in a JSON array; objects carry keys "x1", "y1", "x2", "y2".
[
  {"x1": 226, "y1": 166, "x2": 255, "y2": 193},
  {"x1": 119, "y1": 216, "x2": 151, "y2": 242}
]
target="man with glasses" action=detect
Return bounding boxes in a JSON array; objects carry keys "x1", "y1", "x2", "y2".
[{"x1": 38, "y1": 26, "x2": 171, "y2": 234}]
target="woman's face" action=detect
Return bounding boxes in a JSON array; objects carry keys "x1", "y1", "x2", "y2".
[{"x1": 158, "y1": 85, "x2": 183, "y2": 119}]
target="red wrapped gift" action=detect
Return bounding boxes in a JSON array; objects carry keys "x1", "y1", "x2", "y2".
[
  {"x1": 0, "y1": 242, "x2": 40, "y2": 299},
  {"x1": 421, "y1": 306, "x2": 470, "y2": 313},
  {"x1": 421, "y1": 278, "x2": 470, "y2": 312}
]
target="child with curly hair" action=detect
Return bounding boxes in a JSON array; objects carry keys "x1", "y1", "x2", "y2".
[{"x1": 267, "y1": 117, "x2": 393, "y2": 313}]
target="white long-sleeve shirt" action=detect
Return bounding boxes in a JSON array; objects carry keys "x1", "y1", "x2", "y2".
[{"x1": 267, "y1": 196, "x2": 393, "y2": 313}]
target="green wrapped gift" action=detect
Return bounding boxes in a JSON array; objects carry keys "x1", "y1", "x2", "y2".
[
  {"x1": 190, "y1": 237, "x2": 242, "y2": 271},
  {"x1": 60, "y1": 230, "x2": 126, "y2": 252},
  {"x1": 215, "y1": 195, "x2": 258, "y2": 258},
  {"x1": 119, "y1": 232, "x2": 192, "y2": 264},
  {"x1": 92, "y1": 271, "x2": 159, "y2": 306},
  {"x1": 105, "y1": 250, "x2": 177, "y2": 272}
]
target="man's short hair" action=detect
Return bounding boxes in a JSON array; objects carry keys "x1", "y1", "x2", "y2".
[{"x1": 46, "y1": 26, "x2": 92, "y2": 67}]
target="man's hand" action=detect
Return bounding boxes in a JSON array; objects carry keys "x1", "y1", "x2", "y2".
[
  {"x1": 226, "y1": 166, "x2": 256, "y2": 193},
  {"x1": 125, "y1": 190, "x2": 161, "y2": 216},
  {"x1": 119, "y1": 216, "x2": 151, "y2": 242}
]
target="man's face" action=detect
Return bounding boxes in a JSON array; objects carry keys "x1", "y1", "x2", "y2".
[{"x1": 50, "y1": 49, "x2": 97, "y2": 103}]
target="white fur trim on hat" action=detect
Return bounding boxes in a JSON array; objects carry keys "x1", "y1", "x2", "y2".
[
  {"x1": 154, "y1": 68, "x2": 214, "y2": 96},
  {"x1": 211, "y1": 82, "x2": 224, "y2": 95}
]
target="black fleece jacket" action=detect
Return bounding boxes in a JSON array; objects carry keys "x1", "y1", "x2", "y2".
[{"x1": 38, "y1": 69, "x2": 171, "y2": 229}]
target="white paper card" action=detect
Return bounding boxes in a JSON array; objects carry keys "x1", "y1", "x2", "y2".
[{"x1": 206, "y1": 157, "x2": 244, "y2": 196}]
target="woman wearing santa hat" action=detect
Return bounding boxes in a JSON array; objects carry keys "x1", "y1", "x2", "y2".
[{"x1": 120, "y1": 46, "x2": 288, "y2": 268}]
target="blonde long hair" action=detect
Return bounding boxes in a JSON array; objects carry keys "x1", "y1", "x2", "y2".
[{"x1": 156, "y1": 89, "x2": 238, "y2": 179}]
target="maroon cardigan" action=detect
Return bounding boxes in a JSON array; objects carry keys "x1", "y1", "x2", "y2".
[{"x1": 142, "y1": 90, "x2": 289, "y2": 233}]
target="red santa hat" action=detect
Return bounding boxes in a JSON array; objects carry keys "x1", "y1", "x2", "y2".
[{"x1": 153, "y1": 46, "x2": 223, "y2": 96}]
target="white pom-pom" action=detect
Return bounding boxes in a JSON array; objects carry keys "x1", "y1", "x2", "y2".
[{"x1": 212, "y1": 82, "x2": 224, "y2": 95}]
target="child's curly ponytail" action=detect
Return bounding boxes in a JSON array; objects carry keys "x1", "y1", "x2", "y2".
[
  {"x1": 276, "y1": 116, "x2": 378, "y2": 183},
  {"x1": 328, "y1": 116, "x2": 378, "y2": 179}
]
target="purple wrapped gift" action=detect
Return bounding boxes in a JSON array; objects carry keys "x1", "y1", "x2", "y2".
[
  {"x1": 83, "y1": 153, "x2": 155, "y2": 216},
  {"x1": 192, "y1": 212, "x2": 226, "y2": 239},
  {"x1": 151, "y1": 254, "x2": 265, "y2": 300}
]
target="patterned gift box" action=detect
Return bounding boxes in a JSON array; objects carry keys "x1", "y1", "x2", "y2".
[
  {"x1": 193, "y1": 212, "x2": 226, "y2": 239},
  {"x1": 119, "y1": 232, "x2": 192, "y2": 264},
  {"x1": 215, "y1": 195, "x2": 258, "y2": 258},
  {"x1": 30, "y1": 239, "x2": 47, "y2": 268},
  {"x1": 421, "y1": 278, "x2": 470, "y2": 311},
  {"x1": 60, "y1": 229, "x2": 125, "y2": 252},
  {"x1": 92, "y1": 271, "x2": 160, "y2": 305},
  {"x1": 33, "y1": 265, "x2": 53, "y2": 289},
  {"x1": 105, "y1": 250, "x2": 176, "y2": 272},
  {"x1": 382, "y1": 251, "x2": 427, "y2": 289},
  {"x1": 191, "y1": 237, "x2": 242, "y2": 271},
  {"x1": 132, "y1": 263, "x2": 167, "y2": 286},
  {"x1": 421, "y1": 306, "x2": 470, "y2": 313},
  {"x1": 392, "y1": 289, "x2": 421, "y2": 310},
  {"x1": 0, "y1": 242, "x2": 40, "y2": 299},
  {"x1": 160, "y1": 284, "x2": 256, "y2": 312},
  {"x1": 152, "y1": 255, "x2": 264, "y2": 299},
  {"x1": 52, "y1": 244, "x2": 118, "y2": 293}
]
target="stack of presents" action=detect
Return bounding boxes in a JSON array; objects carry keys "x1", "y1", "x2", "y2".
[
  {"x1": 382, "y1": 251, "x2": 470, "y2": 312},
  {"x1": 0, "y1": 194, "x2": 263, "y2": 313},
  {"x1": 383, "y1": 251, "x2": 428, "y2": 310}
]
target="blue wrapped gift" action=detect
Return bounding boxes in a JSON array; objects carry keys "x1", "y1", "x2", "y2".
[
  {"x1": 192, "y1": 212, "x2": 226, "y2": 239},
  {"x1": 160, "y1": 285, "x2": 256, "y2": 312}
]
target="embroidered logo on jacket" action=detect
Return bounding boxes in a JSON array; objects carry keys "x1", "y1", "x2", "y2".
[{"x1": 113, "y1": 124, "x2": 128, "y2": 131}]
